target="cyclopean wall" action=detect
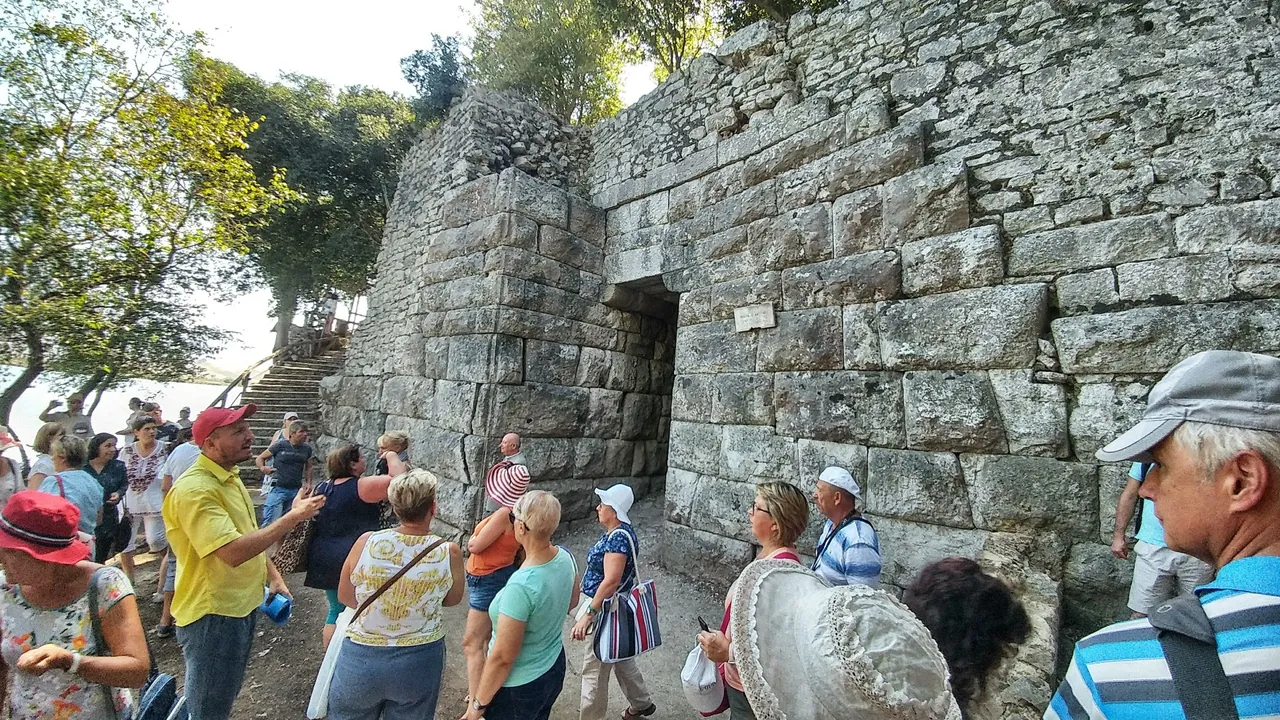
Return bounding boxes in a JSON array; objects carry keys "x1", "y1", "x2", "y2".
[{"x1": 321, "y1": 0, "x2": 1280, "y2": 715}]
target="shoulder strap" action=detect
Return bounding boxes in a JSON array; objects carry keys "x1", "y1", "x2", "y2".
[
  {"x1": 54, "y1": 473, "x2": 66, "y2": 498},
  {"x1": 351, "y1": 536, "x2": 447, "y2": 624},
  {"x1": 1148, "y1": 593, "x2": 1240, "y2": 720},
  {"x1": 607, "y1": 528, "x2": 639, "y2": 592}
]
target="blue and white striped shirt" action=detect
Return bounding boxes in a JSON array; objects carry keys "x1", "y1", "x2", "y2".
[
  {"x1": 812, "y1": 516, "x2": 881, "y2": 588},
  {"x1": 1046, "y1": 555, "x2": 1280, "y2": 720}
]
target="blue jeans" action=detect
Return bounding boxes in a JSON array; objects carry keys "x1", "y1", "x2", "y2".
[
  {"x1": 466, "y1": 564, "x2": 517, "y2": 611},
  {"x1": 176, "y1": 612, "x2": 257, "y2": 720},
  {"x1": 485, "y1": 648, "x2": 567, "y2": 720},
  {"x1": 261, "y1": 486, "x2": 300, "y2": 527},
  {"x1": 328, "y1": 638, "x2": 446, "y2": 720}
]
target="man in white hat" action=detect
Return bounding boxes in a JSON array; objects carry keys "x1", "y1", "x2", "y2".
[
  {"x1": 811, "y1": 466, "x2": 881, "y2": 587},
  {"x1": 1047, "y1": 350, "x2": 1280, "y2": 719}
]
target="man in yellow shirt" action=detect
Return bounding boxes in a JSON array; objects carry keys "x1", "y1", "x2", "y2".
[{"x1": 163, "y1": 404, "x2": 324, "y2": 720}]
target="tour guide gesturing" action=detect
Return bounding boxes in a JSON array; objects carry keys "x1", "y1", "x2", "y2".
[{"x1": 162, "y1": 404, "x2": 325, "y2": 720}]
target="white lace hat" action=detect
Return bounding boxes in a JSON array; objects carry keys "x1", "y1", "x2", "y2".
[{"x1": 730, "y1": 559, "x2": 961, "y2": 720}]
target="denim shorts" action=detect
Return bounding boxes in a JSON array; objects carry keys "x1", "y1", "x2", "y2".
[{"x1": 466, "y1": 564, "x2": 517, "y2": 611}]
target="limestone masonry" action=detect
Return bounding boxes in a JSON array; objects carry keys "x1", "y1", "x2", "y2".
[{"x1": 319, "y1": 0, "x2": 1280, "y2": 715}]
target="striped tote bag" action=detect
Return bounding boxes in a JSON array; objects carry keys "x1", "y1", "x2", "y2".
[{"x1": 592, "y1": 530, "x2": 663, "y2": 663}]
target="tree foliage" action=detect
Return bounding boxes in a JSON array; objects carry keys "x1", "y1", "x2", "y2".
[
  {"x1": 593, "y1": 0, "x2": 716, "y2": 81},
  {"x1": 205, "y1": 62, "x2": 417, "y2": 348},
  {"x1": 471, "y1": 0, "x2": 628, "y2": 124},
  {"x1": 0, "y1": 0, "x2": 284, "y2": 425},
  {"x1": 401, "y1": 34, "x2": 468, "y2": 126},
  {"x1": 712, "y1": 0, "x2": 837, "y2": 32}
]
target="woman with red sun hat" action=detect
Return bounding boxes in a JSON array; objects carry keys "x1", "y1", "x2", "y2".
[{"x1": 0, "y1": 492, "x2": 149, "y2": 717}]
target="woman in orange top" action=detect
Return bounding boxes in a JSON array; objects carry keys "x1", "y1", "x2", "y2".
[{"x1": 461, "y1": 433, "x2": 530, "y2": 714}]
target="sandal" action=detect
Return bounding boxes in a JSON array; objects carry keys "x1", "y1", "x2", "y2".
[{"x1": 622, "y1": 704, "x2": 657, "y2": 718}]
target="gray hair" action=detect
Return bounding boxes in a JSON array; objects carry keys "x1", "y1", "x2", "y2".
[
  {"x1": 1172, "y1": 421, "x2": 1280, "y2": 478},
  {"x1": 52, "y1": 435, "x2": 88, "y2": 468},
  {"x1": 288, "y1": 420, "x2": 308, "y2": 434}
]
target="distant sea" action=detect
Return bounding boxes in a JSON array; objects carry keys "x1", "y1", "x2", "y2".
[{"x1": 0, "y1": 365, "x2": 226, "y2": 462}]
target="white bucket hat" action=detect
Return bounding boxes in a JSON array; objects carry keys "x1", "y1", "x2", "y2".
[
  {"x1": 730, "y1": 559, "x2": 961, "y2": 720},
  {"x1": 594, "y1": 484, "x2": 634, "y2": 525}
]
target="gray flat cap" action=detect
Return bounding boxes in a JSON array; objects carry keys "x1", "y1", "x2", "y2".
[{"x1": 1097, "y1": 350, "x2": 1280, "y2": 463}]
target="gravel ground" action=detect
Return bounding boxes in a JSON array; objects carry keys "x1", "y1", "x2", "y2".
[{"x1": 135, "y1": 493, "x2": 727, "y2": 719}]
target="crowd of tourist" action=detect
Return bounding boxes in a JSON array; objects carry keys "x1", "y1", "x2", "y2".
[{"x1": 0, "y1": 347, "x2": 1278, "y2": 719}]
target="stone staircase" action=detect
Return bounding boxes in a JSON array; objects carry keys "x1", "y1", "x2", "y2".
[{"x1": 236, "y1": 349, "x2": 345, "y2": 486}]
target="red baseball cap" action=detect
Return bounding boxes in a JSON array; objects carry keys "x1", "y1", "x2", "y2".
[
  {"x1": 0, "y1": 492, "x2": 89, "y2": 564},
  {"x1": 192, "y1": 404, "x2": 257, "y2": 446}
]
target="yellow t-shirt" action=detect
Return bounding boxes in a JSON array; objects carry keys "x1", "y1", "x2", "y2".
[{"x1": 162, "y1": 453, "x2": 266, "y2": 626}]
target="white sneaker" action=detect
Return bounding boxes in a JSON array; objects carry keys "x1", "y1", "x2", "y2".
[{"x1": 150, "y1": 592, "x2": 164, "y2": 604}]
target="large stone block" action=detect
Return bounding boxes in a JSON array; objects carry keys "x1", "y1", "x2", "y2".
[
  {"x1": 881, "y1": 160, "x2": 969, "y2": 245},
  {"x1": 668, "y1": 420, "x2": 722, "y2": 475},
  {"x1": 524, "y1": 340, "x2": 580, "y2": 386},
  {"x1": 1063, "y1": 542, "x2": 1135, "y2": 640},
  {"x1": 756, "y1": 307, "x2": 844, "y2": 371},
  {"x1": 441, "y1": 174, "x2": 499, "y2": 229},
  {"x1": 843, "y1": 303, "x2": 881, "y2": 370},
  {"x1": 486, "y1": 383, "x2": 591, "y2": 437},
  {"x1": 832, "y1": 187, "x2": 884, "y2": 256},
  {"x1": 748, "y1": 203, "x2": 833, "y2": 271},
  {"x1": 584, "y1": 388, "x2": 624, "y2": 439},
  {"x1": 872, "y1": 517, "x2": 991, "y2": 588},
  {"x1": 1055, "y1": 269, "x2": 1119, "y2": 315},
  {"x1": 672, "y1": 373, "x2": 713, "y2": 421},
  {"x1": 961, "y1": 454, "x2": 1098, "y2": 538},
  {"x1": 1069, "y1": 381, "x2": 1153, "y2": 461},
  {"x1": 674, "y1": 321, "x2": 757, "y2": 373},
  {"x1": 711, "y1": 372, "x2": 775, "y2": 425},
  {"x1": 432, "y1": 380, "x2": 479, "y2": 435},
  {"x1": 1115, "y1": 253, "x2": 1233, "y2": 304},
  {"x1": 660, "y1": 521, "x2": 755, "y2": 584},
  {"x1": 988, "y1": 370, "x2": 1070, "y2": 458},
  {"x1": 434, "y1": 477, "x2": 482, "y2": 530},
  {"x1": 826, "y1": 124, "x2": 924, "y2": 198},
  {"x1": 1052, "y1": 300, "x2": 1280, "y2": 374},
  {"x1": 878, "y1": 284, "x2": 1048, "y2": 370},
  {"x1": 1175, "y1": 198, "x2": 1280, "y2": 254},
  {"x1": 539, "y1": 225, "x2": 604, "y2": 273},
  {"x1": 720, "y1": 425, "x2": 798, "y2": 482},
  {"x1": 774, "y1": 371, "x2": 905, "y2": 447},
  {"x1": 867, "y1": 448, "x2": 973, "y2": 528},
  {"x1": 781, "y1": 251, "x2": 901, "y2": 309},
  {"x1": 521, "y1": 437, "x2": 576, "y2": 480},
  {"x1": 901, "y1": 226, "x2": 1004, "y2": 296},
  {"x1": 795, "y1": 439, "x2": 868, "y2": 494},
  {"x1": 620, "y1": 393, "x2": 664, "y2": 440},
  {"x1": 710, "y1": 272, "x2": 781, "y2": 320},
  {"x1": 903, "y1": 371, "x2": 1007, "y2": 453},
  {"x1": 379, "y1": 376, "x2": 435, "y2": 419},
  {"x1": 446, "y1": 334, "x2": 523, "y2": 385},
  {"x1": 1098, "y1": 462, "x2": 1133, "y2": 544},
  {"x1": 1008, "y1": 213, "x2": 1174, "y2": 276},
  {"x1": 568, "y1": 195, "x2": 606, "y2": 246},
  {"x1": 494, "y1": 167, "x2": 569, "y2": 229}
]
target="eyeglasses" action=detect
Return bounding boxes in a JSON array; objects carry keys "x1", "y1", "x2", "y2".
[
  {"x1": 749, "y1": 504, "x2": 772, "y2": 516},
  {"x1": 509, "y1": 511, "x2": 524, "y2": 526}
]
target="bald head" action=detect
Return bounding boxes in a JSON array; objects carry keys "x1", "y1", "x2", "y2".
[{"x1": 500, "y1": 433, "x2": 522, "y2": 456}]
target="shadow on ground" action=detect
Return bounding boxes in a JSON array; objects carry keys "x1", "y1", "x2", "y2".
[{"x1": 137, "y1": 493, "x2": 727, "y2": 719}]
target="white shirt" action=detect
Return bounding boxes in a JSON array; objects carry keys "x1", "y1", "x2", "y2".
[{"x1": 163, "y1": 442, "x2": 202, "y2": 484}]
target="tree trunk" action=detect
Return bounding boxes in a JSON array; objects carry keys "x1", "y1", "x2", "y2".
[
  {"x1": 86, "y1": 369, "x2": 117, "y2": 417},
  {"x1": 0, "y1": 326, "x2": 45, "y2": 429},
  {"x1": 77, "y1": 367, "x2": 108, "y2": 401},
  {"x1": 273, "y1": 287, "x2": 298, "y2": 351}
]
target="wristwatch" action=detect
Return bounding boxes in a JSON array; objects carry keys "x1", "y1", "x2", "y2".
[{"x1": 472, "y1": 698, "x2": 490, "y2": 712}]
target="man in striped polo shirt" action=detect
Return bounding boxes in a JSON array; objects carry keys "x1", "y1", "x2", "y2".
[{"x1": 1047, "y1": 350, "x2": 1280, "y2": 720}]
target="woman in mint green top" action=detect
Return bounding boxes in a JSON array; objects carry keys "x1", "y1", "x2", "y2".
[{"x1": 466, "y1": 491, "x2": 578, "y2": 720}]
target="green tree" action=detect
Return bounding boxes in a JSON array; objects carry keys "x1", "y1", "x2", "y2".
[
  {"x1": 0, "y1": 0, "x2": 283, "y2": 426},
  {"x1": 401, "y1": 34, "x2": 468, "y2": 126},
  {"x1": 593, "y1": 0, "x2": 715, "y2": 81},
  {"x1": 471, "y1": 0, "x2": 627, "y2": 124},
  {"x1": 207, "y1": 62, "x2": 417, "y2": 349},
  {"x1": 712, "y1": 0, "x2": 836, "y2": 31}
]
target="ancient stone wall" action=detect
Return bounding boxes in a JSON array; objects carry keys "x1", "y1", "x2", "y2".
[{"x1": 321, "y1": 0, "x2": 1280, "y2": 715}]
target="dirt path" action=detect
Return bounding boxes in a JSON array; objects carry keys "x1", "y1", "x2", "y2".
[{"x1": 136, "y1": 494, "x2": 726, "y2": 719}]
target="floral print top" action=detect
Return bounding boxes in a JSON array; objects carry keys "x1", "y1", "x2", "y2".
[
  {"x1": 347, "y1": 531, "x2": 453, "y2": 647},
  {"x1": 0, "y1": 566, "x2": 135, "y2": 719},
  {"x1": 121, "y1": 442, "x2": 166, "y2": 515}
]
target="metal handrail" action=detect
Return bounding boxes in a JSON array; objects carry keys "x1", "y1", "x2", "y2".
[{"x1": 207, "y1": 331, "x2": 330, "y2": 409}]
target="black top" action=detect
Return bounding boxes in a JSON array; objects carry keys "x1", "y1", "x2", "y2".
[
  {"x1": 84, "y1": 459, "x2": 127, "y2": 526},
  {"x1": 304, "y1": 476, "x2": 383, "y2": 590}
]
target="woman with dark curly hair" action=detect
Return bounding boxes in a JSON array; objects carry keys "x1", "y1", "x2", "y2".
[{"x1": 902, "y1": 557, "x2": 1031, "y2": 716}]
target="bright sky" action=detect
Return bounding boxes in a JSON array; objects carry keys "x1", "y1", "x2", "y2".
[{"x1": 163, "y1": 0, "x2": 657, "y2": 375}]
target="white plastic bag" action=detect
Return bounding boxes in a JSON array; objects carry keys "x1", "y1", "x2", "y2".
[
  {"x1": 681, "y1": 644, "x2": 726, "y2": 714},
  {"x1": 307, "y1": 607, "x2": 354, "y2": 719}
]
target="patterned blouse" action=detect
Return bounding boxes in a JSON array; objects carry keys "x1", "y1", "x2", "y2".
[
  {"x1": 347, "y1": 531, "x2": 453, "y2": 647},
  {"x1": 0, "y1": 566, "x2": 134, "y2": 719},
  {"x1": 121, "y1": 442, "x2": 166, "y2": 515}
]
